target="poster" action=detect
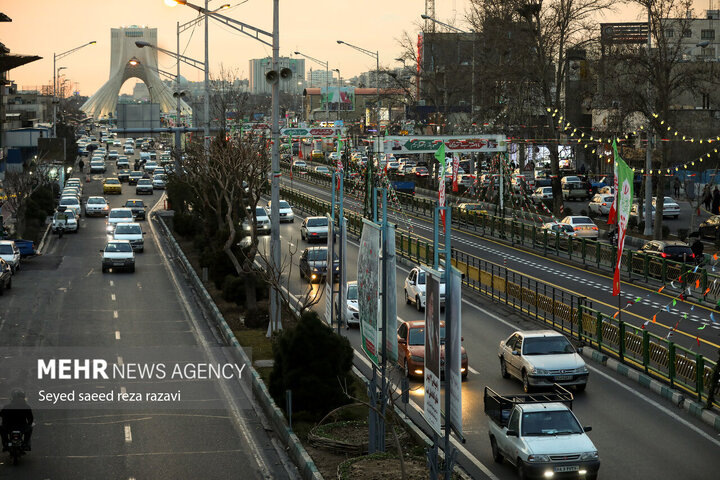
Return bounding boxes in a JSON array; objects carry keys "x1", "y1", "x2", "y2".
[
  {"x1": 320, "y1": 86, "x2": 355, "y2": 112},
  {"x1": 358, "y1": 220, "x2": 381, "y2": 365},
  {"x1": 339, "y1": 218, "x2": 347, "y2": 328},
  {"x1": 424, "y1": 269, "x2": 442, "y2": 436},
  {"x1": 325, "y1": 215, "x2": 334, "y2": 325},
  {"x1": 447, "y1": 267, "x2": 463, "y2": 436},
  {"x1": 384, "y1": 224, "x2": 397, "y2": 363}
]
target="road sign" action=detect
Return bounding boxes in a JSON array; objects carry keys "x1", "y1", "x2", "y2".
[
  {"x1": 280, "y1": 127, "x2": 346, "y2": 137},
  {"x1": 384, "y1": 134, "x2": 507, "y2": 154}
]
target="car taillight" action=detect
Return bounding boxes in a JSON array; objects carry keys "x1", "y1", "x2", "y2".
[
  {"x1": 690, "y1": 253, "x2": 696, "y2": 258},
  {"x1": 602, "y1": 203, "x2": 607, "y2": 206},
  {"x1": 661, "y1": 252, "x2": 667, "y2": 258},
  {"x1": 592, "y1": 226, "x2": 598, "y2": 230}
]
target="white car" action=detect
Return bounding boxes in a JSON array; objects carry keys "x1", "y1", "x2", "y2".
[
  {"x1": 560, "y1": 175, "x2": 581, "y2": 185},
  {"x1": 315, "y1": 165, "x2": 331, "y2": 175},
  {"x1": 61, "y1": 187, "x2": 81, "y2": 199},
  {"x1": 66, "y1": 178, "x2": 83, "y2": 194},
  {"x1": 100, "y1": 240, "x2": 135, "y2": 273},
  {"x1": 498, "y1": 330, "x2": 588, "y2": 393},
  {"x1": 300, "y1": 216, "x2": 329, "y2": 243},
  {"x1": 531, "y1": 187, "x2": 553, "y2": 204},
  {"x1": 652, "y1": 196, "x2": 680, "y2": 219},
  {"x1": 335, "y1": 281, "x2": 360, "y2": 327},
  {"x1": 404, "y1": 266, "x2": 446, "y2": 312},
  {"x1": 242, "y1": 206, "x2": 271, "y2": 235},
  {"x1": 89, "y1": 160, "x2": 106, "y2": 173},
  {"x1": 58, "y1": 196, "x2": 82, "y2": 218},
  {"x1": 0, "y1": 241, "x2": 21, "y2": 273},
  {"x1": 52, "y1": 210, "x2": 79, "y2": 233},
  {"x1": 292, "y1": 160, "x2": 307, "y2": 169},
  {"x1": 559, "y1": 216, "x2": 598, "y2": 240},
  {"x1": 106, "y1": 208, "x2": 134, "y2": 233},
  {"x1": 85, "y1": 196, "x2": 110, "y2": 217},
  {"x1": 143, "y1": 161, "x2": 159, "y2": 174},
  {"x1": 124, "y1": 146, "x2": 135, "y2": 155},
  {"x1": 116, "y1": 156, "x2": 130, "y2": 169},
  {"x1": 113, "y1": 222, "x2": 145, "y2": 252},
  {"x1": 588, "y1": 194, "x2": 615, "y2": 215},
  {"x1": 267, "y1": 200, "x2": 294, "y2": 223},
  {"x1": 152, "y1": 174, "x2": 167, "y2": 190},
  {"x1": 108, "y1": 150, "x2": 119, "y2": 161},
  {"x1": 540, "y1": 222, "x2": 576, "y2": 237}
]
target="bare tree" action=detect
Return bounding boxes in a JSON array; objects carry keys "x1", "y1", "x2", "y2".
[
  {"x1": 210, "y1": 64, "x2": 249, "y2": 134},
  {"x1": 2, "y1": 156, "x2": 54, "y2": 237}
]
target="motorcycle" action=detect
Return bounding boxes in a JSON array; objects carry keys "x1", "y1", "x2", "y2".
[
  {"x1": 57, "y1": 224, "x2": 64, "y2": 239},
  {"x1": 8, "y1": 430, "x2": 27, "y2": 464}
]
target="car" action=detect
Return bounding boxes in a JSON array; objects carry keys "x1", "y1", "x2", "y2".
[
  {"x1": 531, "y1": 186, "x2": 553, "y2": 204},
  {"x1": 124, "y1": 146, "x2": 135, "y2": 155},
  {"x1": 314, "y1": 165, "x2": 331, "y2": 175},
  {"x1": 113, "y1": 222, "x2": 145, "y2": 252},
  {"x1": 588, "y1": 194, "x2": 615, "y2": 215},
  {"x1": 135, "y1": 178, "x2": 154, "y2": 195},
  {"x1": 117, "y1": 169, "x2": 131, "y2": 183},
  {"x1": 58, "y1": 196, "x2": 82, "y2": 218},
  {"x1": 267, "y1": 200, "x2": 294, "y2": 222},
  {"x1": 61, "y1": 187, "x2": 81, "y2": 199},
  {"x1": 559, "y1": 216, "x2": 598, "y2": 240},
  {"x1": 630, "y1": 203, "x2": 655, "y2": 224},
  {"x1": 404, "y1": 266, "x2": 446, "y2": 312},
  {"x1": 387, "y1": 161, "x2": 402, "y2": 173},
  {"x1": 652, "y1": 196, "x2": 680, "y2": 219},
  {"x1": 89, "y1": 160, "x2": 106, "y2": 173},
  {"x1": 311, "y1": 149, "x2": 324, "y2": 160},
  {"x1": 457, "y1": 174, "x2": 476, "y2": 188},
  {"x1": 499, "y1": 330, "x2": 588, "y2": 393},
  {"x1": 124, "y1": 199, "x2": 147, "y2": 220},
  {"x1": 116, "y1": 156, "x2": 130, "y2": 169},
  {"x1": 108, "y1": 150, "x2": 119, "y2": 161},
  {"x1": 0, "y1": 241, "x2": 21, "y2": 273},
  {"x1": 0, "y1": 258, "x2": 12, "y2": 293},
  {"x1": 100, "y1": 240, "x2": 135, "y2": 273},
  {"x1": 397, "y1": 320, "x2": 468, "y2": 380},
  {"x1": 153, "y1": 167, "x2": 165, "y2": 176},
  {"x1": 540, "y1": 222, "x2": 576, "y2": 237},
  {"x1": 413, "y1": 166, "x2": 430, "y2": 177},
  {"x1": 457, "y1": 203, "x2": 487, "y2": 215},
  {"x1": 242, "y1": 206, "x2": 271, "y2": 235},
  {"x1": 300, "y1": 216, "x2": 329, "y2": 243},
  {"x1": 335, "y1": 280, "x2": 359, "y2": 327},
  {"x1": 128, "y1": 171, "x2": 143, "y2": 185},
  {"x1": 152, "y1": 174, "x2": 167, "y2": 190},
  {"x1": 699, "y1": 215, "x2": 720, "y2": 239},
  {"x1": 143, "y1": 161, "x2": 159, "y2": 174},
  {"x1": 106, "y1": 208, "x2": 134, "y2": 233},
  {"x1": 562, "y1": 181, "x2": 592, "y2": 201},
  {"x1": 298, "y1": 246, "x2": 339, "y2": 283},
  {"x1": 52, "y1": 209, "x2": 79, "y2": 233},
  {"x1": 85, "y1": 196, "x2": 110, "y2": 217},
  {"x1": 639, "y1": 240, "x2": 695, "y2": 262},
  {"x1": 560, "y1": 175, "x2": 581, "y2": 185},
  {"x1": 291, "y1": 160, "x2": 307, "y2": 169},
  {"x1": 103, "y1": 178, "x2": 122, "y2": 195},
  {"x1": 66, "y1": 178, "x2": 83, "y2": 194}
]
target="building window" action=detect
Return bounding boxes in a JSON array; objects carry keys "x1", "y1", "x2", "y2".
[
  {"x1": 682, "y1": 29, "x2": 692, "y2": 38},
  {"x1": 701, "y1": 29, "x2": 715, "y2": 40},
  {"x1": 665, "y1": 29, "x2": 674, "y2": 38},
  {"x1": 125, "y1": 31, "x2": 143, "y2": 38}
]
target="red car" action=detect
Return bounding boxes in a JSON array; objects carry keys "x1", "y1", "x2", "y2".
[{"x1": 397, "y1": 320, "x2": 468, "y2": 380}]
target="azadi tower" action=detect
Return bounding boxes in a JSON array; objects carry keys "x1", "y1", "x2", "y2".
[{"x1": 81, "y1": 26, "x2": 190, "y2": 119}]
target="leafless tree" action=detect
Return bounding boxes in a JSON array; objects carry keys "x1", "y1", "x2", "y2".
[
  {"x1": 210, "y1": 64, "x2": 249, "y2": 134},
  {"x1": 2, "y1": 155, "x2": 54, "y2": 237}
]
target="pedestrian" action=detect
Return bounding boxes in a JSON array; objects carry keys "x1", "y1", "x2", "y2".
[
  {"x1": 712, "y1": 187, "x2": 720, "y2": 215},
  {"x1": 703, "y1": 185, "x2": 712, "y2": 211},
  {"x1": 673, "y1": 177, "x2": 681, "y2": 197},
  {"x1": 78, "y1": 159, "x2": 84, "y2": 172},
  {"x1": 691, "y1": 237, "x2": 704, "y2": 261}
]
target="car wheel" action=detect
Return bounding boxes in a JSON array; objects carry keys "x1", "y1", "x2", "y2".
[
  {"x1": 129, "y1": 265, "x2": 135, "y2": 273},
  {"x1": 500, "y1": 358, "x2": 509, "y2": 379},
  {"x1": 404, "y1": 289, "x2": 410, "y2": 305},
  {"x1": 6, "y1": 278, "x2": 11, "y2": 290},
  {"x1": 416, "y1": 295, "x2": 423, "y2": 312},
  {"x1": 490, "y1": 436, "x2": 503, "y2": 464},
  {"x1": 102, "y1": 266, "x2": 107, "y2": 273},
  {"x1": 576, "y1": 383, "x2": 587, "y2": 393},
  {"x1": 522, "y1": 370, "x2": 531, "y2": 393},
  {"x1": 517, "y1": 460, "x2": 529, "y2": 480}
]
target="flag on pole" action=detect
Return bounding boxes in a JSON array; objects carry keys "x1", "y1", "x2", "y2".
[
  {"x1": 608, "y1": 151, "x2": 619, "y2": 225},
  {"x1": 452, "y1": 153, "x2": 460, "y2": 192},
  {"x1": 435, "y1": 143, "x2": 447, "y2": 231},
  {"x1": 613, "y1": 139, "x2": 633, "y2": 296}
]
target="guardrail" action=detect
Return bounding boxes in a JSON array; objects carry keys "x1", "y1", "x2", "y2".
[{"x1": 280, "y1": 184, "x2": 720, "y2": 409}]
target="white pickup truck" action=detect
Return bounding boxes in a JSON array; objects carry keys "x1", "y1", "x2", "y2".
[{"x1": 484, "y1": 385, "x2": 600, "y2": 480}]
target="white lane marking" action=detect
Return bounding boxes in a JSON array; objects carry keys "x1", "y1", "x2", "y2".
[
  {"x1": 124, "y1": 425, "x2": 132, "y2": 443},
  {"x1": 115, "y1": 331, "x2": 121, "y2": 340},
  {"x1": 111, "y1": 293, "x2": 116, "y2": 301},
  {"x1": 120, "y1": 386, "x2": 127, "y2": 395},
  {"x1": 113, "y1": 310, "x2": 119, "y2": 319},
  {"x1": 137, "y1": 282, "x2": 142, "y2": 290},
  {"x1": 110, "y1": 281, "x2": 114, "y2": 287},
  {"x1": 117, "y1": 356, "x2": 123, "y2": 366},
  {"x1": 468, "y1": 366, "x2": 480, "y2": 375}
]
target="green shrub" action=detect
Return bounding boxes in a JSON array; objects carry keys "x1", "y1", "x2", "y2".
[
  {"x1": 222, "y1": 274, "x2": 245, "y2": 304},
  {"x1": 200, "y1": 247, "x2": 238, "y2": 290},
  {"x1": 173, "y1": 212, "x2": 198, "y2": 238},
  {"x1": 244, "y1": 300, "x2": 269, "y2": 329},
  {"x1": 269, "y1": 310, "x2": 355, "y2": 421}
]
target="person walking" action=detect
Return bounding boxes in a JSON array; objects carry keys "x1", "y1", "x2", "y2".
[
  {"x1": 78, "y1": 159, "x2": 84, "y2": 173},
  {"x1": 673, "y1": 177, "x2": 681, "y2": 197},
  {"x1": 712, "y1": 187, "x2": 720, "y2": 215},
  {"x1": 703, "y1": 184, "x2": 712, "y2": 211}
]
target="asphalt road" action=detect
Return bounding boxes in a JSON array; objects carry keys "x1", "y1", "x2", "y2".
[
  {"x1": 265, "y1": 204, "x2": 720, "y2": 480},
  {"x1": 0, "y1": 144, "x2": 298, "y2": 479}
]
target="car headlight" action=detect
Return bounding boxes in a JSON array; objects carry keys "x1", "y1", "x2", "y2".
[
  {"x1": 527, "y1": 454, "x2": 551, "y2": 462},
  {"x1": 580, "y1": 451, "x2": 599, "y2": 461},
  {"x1": 575, "y1": 365, "x2": 588, "y2": 374},
  {"x1": 533, "y1": 368, "x2": 550, "y2": 375}
]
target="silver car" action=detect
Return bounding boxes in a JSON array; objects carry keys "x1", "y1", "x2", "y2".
[{"x1": 300, "y1": 216, "x2": 329, "y2": 243}]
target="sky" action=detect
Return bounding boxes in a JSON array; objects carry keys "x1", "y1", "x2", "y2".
[{"x1": 0, "y1": 0, "x2": 708, "y2": 97}]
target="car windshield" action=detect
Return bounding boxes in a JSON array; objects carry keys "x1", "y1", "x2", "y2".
[
  {"x1": 279, "y1": 201, "x2": 290, "y2": 209},
  {"x1": 105, "y1": 179, "x2": 120, "y2": 184},
  {"x1": 407, "y1": 326, "x2": 447, "y2": 346},
  {"x1": 572, "y1": 217, "x2": 593, "y2": 224},
  {"x1": 347, "y1": 284, "x2": 358, "y2": 300},
  {"x1": 0, "y1": 245, "x2": 14, "y2": 254},
  {"x1": 521, "y1": 411, "x2": 583, "y2": 436},
  {"x1": 115, "y1": 225, "x2": 141, "y2": 234},
  {"x1": 130, "y1": 172, "x2": 142, "y2": 177},
  {"x1": 522, "y1": 336, "x2": 575, "y2": 355},
  {"x1": 60, "y1": 198, "x2": 79, "y2": 206},
  {"x1": 307, "y1": 249, "x2": 327, "y2": 261},
  {"x1": 126, "y1": 201, "x2": 144, "y2": 207},
  {"x1": 307, "y1": 218, "x2": 328, "y2": 227},
  {"x1": 105, "y1": 243, "x2": 132, "y2": 253},
  {"x1": 88, "y1": 198, "x2": 105, "y2": 204},
  {"x1": 138, "y1": 180, "x2": 151, "y2": 185},
  {"x1": 110, "y1": 211, "x2": 132, "y2": 219},
  {"x1": 255, "y1": 207, "x2": 267, "y2": 217}
]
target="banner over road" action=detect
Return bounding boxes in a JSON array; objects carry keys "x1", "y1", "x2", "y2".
[
  {"x1": 280, "y1": 127, "x2": 346, "y2": 137},
  {"x1": 384, "y1": 134, "x2": 507, "y2": 154}
]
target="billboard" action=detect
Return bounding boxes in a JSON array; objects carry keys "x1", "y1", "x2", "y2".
[
  {"x1": 117, "y1": 103, "x2": 161, "y2": 130},
  {"x1": 320, "y1": 87, "x2": 355, "y2": 112},
  {"x1": 424, "y1": 268, "x2": 442, "y2": 436},
  {"x1": 358, "y1": 220, "x2": 381, "y2": 365},
  {"x1": 384, "y1": 134, "x2": 507, "y2": 154},
  {"x1": 447, "y1": 267, "x2": 463, "y2": 436},
  {"x1": 384, "y1": 224, "x2": 397, "y2": 363}
]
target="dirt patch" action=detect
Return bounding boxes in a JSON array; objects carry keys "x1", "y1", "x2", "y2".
[{"x1": 339, "y1": 453, "x2": 428, "y2": 480}]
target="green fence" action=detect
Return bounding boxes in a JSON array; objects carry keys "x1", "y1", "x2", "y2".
[{"x1": 280, "y1": 184, "x2": 720, "y2": 409}]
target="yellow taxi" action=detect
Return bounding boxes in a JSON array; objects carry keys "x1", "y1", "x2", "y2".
[
  {"x1": 457, "y1": 203, "x2": 487, "y2": 215},
  {"x1": 103, "y1": 178, "x2": 122, "y2": 195},
  {"x1": 311, "y1": 149, "x2": 325, "y2": 160}
]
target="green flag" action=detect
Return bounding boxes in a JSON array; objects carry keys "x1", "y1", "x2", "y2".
[
  {"x1": 612, "y1": 138, "x2": 634, "y2": 296},
  {"x1": 435, "y1": 142, "x2": 446, "y2": 169}
]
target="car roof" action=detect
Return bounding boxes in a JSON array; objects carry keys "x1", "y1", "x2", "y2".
[
  {"x1": 110, "y1": 207, "x2": 133, "y2": 212},
  {"x1": 304, "y1": 246, "x2": 327, "y2": 252},
  {"x1": 516, "y1": 329, "x2": 565, "y2": 338},
  {"x1": 404, "y1": 320, "x2": 446, "y2": 328},
  {"x1": 115, "y1": 222, "x2": 140, "y2": 227},
  {"x1": 519, "y1": 402, "x2": 570, "y2": 413},
  {"x1": 126, "y1": 198, "x2": 145, "y2": 203},
  {"x1": 107, "y1": 239, "x2": 131, "y2": 245}
]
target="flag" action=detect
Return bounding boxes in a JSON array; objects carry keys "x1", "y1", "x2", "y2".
[
  {"x1": 452, "y1": 153, "x2": 460, "y2": 192},
  {"x1": 613, "y1": 139, "x2": 633, "y2": 296},
  {"x1": 608, "y1": 155, "x2": 619, "y2": 225},
  {"x1": 435, "y1": 143, "x2": 447, "y2": 231}
]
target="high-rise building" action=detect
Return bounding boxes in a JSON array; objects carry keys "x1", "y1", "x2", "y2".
[
  {"x1": 249, "y1": 57, "x2": 304, "y2": 95},
  {"x1": 306, "y1": 69, "x2": 335, "y2": 88}
]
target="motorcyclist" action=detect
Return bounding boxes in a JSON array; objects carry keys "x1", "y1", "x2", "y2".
[{"x1": 0, "y1": 389, "x2": 33, "y2": 451}]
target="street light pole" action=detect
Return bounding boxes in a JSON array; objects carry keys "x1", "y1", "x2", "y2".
[
  {"x1": 644, "y1": 7, "x2": 653, "y2": 236},
  {"x1": 333, "y1": 68, "x2": 341, "y2": 121},
  {"x1": 53, "y1": 40, "x2": 95, "y2": 137},
  {"x1": 204, "y1": 0, "x2": 210, "y2": 151},
  {"x1": 294, "y1": 51, "x2": 330, "y2": 125},
  {"x1": 269, "y1": 0, "x2": 282, "y2": 333}
]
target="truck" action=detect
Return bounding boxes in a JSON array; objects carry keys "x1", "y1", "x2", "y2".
[
  {"x1": 391, "y1": 181, "x2": 415, "y2": 195},
  {"x1": 484, "y1": 385, "x2": 600, "y2": 480}
]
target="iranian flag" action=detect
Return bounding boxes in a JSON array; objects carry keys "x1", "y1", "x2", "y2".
[
  {"x1": 608, "y1": 152, "x2": 619, "y2": 225},
  {"x1": 613, "y1": 139, "x2": 633, "y2": 296},
  {"x1": 436, "y1": 143, "x2": 447, "y2": 231}
]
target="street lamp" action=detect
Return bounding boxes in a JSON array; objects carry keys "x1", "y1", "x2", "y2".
[
  {"x1": 295, "y1": 51, "x2": 330, "y2": 124},
  {"x1": 337, "y1": 40, "x2": 380, "y2": 132},
  {"x1": 333, "y1": 68, "x2": 341, "y2": 120},
  {"x1": 53, "y1": 40, "x2": 95, "y2": 137}
]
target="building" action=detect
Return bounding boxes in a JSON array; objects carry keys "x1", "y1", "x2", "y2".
[
  {"x1": 249, "y1": 57, "x2": 304, "y2": 95},
  {"x1": 306, "y1": 68, "x2": 335, "y2": 89},
  {"x1": 302, "y1": 87, "x2": 406, "y2": 127}
]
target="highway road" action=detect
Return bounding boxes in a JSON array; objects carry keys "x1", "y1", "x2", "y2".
[
  {"x1": 283, "y1": 172, "x2": 720, "y2": 362},
  {"x1": 264, "y1": 199, "x2": 720, "y2": 479},
  {"x1": 0, "y1": 144, "x2": 298, "y2": 479}
]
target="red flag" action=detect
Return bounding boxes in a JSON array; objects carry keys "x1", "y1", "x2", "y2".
[
  {"x1": 697, "y1": 336, "x2": 701, "y2": 347},
  {"x1": 607, "y1": 160, "x2": 619, "y2": 225},
  {"x1": 298, "y1": 145, "x2": 303, "y2": 159}
]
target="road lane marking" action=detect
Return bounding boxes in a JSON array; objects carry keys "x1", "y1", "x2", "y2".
[
  {"x1": 115, "y1": 331, "x2": 121, "y2": 340},
  {"x1": 468, "y1": 366, "x2": 480, "y2": 375},
  {"x1": 111, "y1": 293, "x2": 116, "y2": 301},
  {"x1": 124, "y1": 425, "x2": 132, "y2": 443},
  {"x1": 120, "y1": 387, "x2": 126, "y2": 395},
  {"x1": 113, "y1": 310, "x2": 119, "y2": 319},
  {"x1": 110, "y1": 281, "x2": 114, "y2": 287},
  {"x1": 117, "y1": 356, "x2": 123, "y2": 366}
]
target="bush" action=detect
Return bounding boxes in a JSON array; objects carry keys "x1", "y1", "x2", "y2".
[
  {"x1": 173, "y1": 212, "x2": 198, "y2": 238},
  {"x1": 222, "y1": 274, "x2": 245, "y2": 305},
  {"x1": 269, "y1": 310, "x2": 355, "y2": 421},
  {"x1": 244, "y1": 301, "x2": 269, "y2": 329},
  {"x1": 200, "y1": 247, "x2": 239, "y2": 290}
]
